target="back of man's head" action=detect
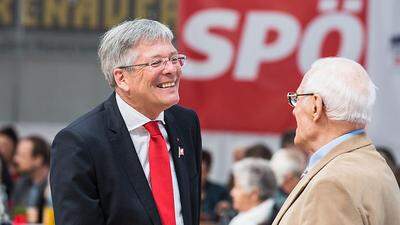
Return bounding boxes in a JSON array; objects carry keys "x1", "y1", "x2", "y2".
[
  {"x1": 202, "y1": 149, "x2": 212, "y2": 171},
  {"x1": 301, "y1": 57, "x2": 376, "y2": 126},
  {"x1": 270, "y1": 150, "x2": 305, "y2": 186},
  {"x1": 0, "y1": 125, "x2": 19, "y2": 161},
  {"x1": 244, "y1": 143, "x2": 273, "y2": 160},
  {"x1": 26, "y1": 135, "x2": 50, "y2": 167},
  {"x1": 0, "y1": 126, "x2": 18, "y2": 144}
]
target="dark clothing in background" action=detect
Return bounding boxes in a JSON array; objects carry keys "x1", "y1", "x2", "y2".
[
  {"x1": 273, "y1": 188, "x2": 288, "y2": 210},
  {"x1": 202, "y1": 181, "x2": 230, "y2": 221},
  {"x1": 11, "y1": 175, "x2": 47, "y2": 222},
  {"x1": 0, "y1": 156, "x2": 13, "y2": 198}
]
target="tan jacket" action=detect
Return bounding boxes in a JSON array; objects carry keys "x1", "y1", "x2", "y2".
[{"x1": 273, "y1": 134, "x2": 400, "y2": 225}]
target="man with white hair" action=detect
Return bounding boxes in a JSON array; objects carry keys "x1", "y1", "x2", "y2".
[
  {"x1": 273, "y1": 57, "x2": 400, "y2": 225},
  {"x1": 270, "y1": 149, "x2": 305, "y2": 208},
  {"x1": 50, "y1": 19, "x2": 202, "y2": 225}
]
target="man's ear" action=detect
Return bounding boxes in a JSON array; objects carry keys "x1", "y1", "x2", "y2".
[
  {"x1": 250, "y1": 188, "x2": 261, "y2": 202},
  {"x1": 312, "y1": 94, "x2": 324, "y2": 122},
  {"x1": 113, "y1": 68, "x2": 129, "y2": 92}
]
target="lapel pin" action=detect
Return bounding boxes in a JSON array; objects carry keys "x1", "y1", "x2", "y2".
[{"x1": 178, "y1": 147, "x2": 185, "y2": 158}]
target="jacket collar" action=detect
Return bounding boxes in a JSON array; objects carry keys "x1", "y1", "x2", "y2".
[
  {"x1": 164, "y1": 110, "x2": 193, "y2": 225},
  {"x1": 104, "y1": 92, "x2": 192, "y2": 225},
  {"x1": 104, "y1": 92, "x2": 162, "y2": 225}
]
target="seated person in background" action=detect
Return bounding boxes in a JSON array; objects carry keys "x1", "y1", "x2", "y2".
[
  {"x1": 229, "y1": 158, "x2": 277, "y2": 225},
  {"x1": 11, "y1": 136, "x2": 49, "y2": 223},
  {"x1": 219, "y1": 143, "x2": 274, "y2": 224},
  {"x1": 201, "y1": 150, "x2": 230, "y2": 222},
  {"x1": 0, "y1": 126, "x2": 18, "y2": 194},
  {"x1": 280, "y1": 129, "x2": 308, "y2": 162},
  {"x1": 232, "y1": 146, "x2": 246, "y2": 163},
  {"x1": 376, "y1": 146, "x2": 400, "y2": 186},
  {"x1": 0, "y1": 126, "x2": 18, "y2": 173},
  {"x1": 244, "y1": 143, "x2": 273, "y2": 160},
  {"x1": 227, "y1": 143, "x2": 273, "y2": 193},
  {"x1": 0, "y1": 155, "x2": 13, "y2": 208},
  {"x1": 396, "y1": 168, "x2": 400, "y2": 188},
  {"x1": 270, "y1": 150, "x2": 305, "y2": 209},
  {"x1": 376, "y1": 146, "x2": 397, "y2": 171}
]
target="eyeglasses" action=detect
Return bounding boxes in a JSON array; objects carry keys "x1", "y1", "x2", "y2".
[
  {"x1": 117, "y1": 54, "x2": 187, "y2": 70},
  {"x1": 287, "y1": 92, "x2": 314, "y2": 107}
]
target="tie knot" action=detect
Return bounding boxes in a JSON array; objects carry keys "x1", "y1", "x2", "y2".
[{"x1": 143, "y1": 121, "x2": 162, "y2": 136}]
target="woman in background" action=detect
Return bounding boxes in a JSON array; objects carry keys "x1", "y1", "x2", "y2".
[{"x1": 229, "y1": 158, "x2": 278, "y2": 225}]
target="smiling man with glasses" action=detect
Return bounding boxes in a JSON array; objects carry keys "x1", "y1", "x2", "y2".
[
  {"x1": 50, "y1": 19, "x2": 202, "y2": 225},
  {"x1": 273, "y1": 57, "x2": 400, "y2": 225}
]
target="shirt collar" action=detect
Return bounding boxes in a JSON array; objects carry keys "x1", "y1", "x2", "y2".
[
  {"x1": 231, "y1": 199, "x2": 275, "y2": 225},
  {"x1": 116, "y1": 93, "x2": 165, "y2": 131},
  {"x1": 306, "y1": 129, "x2": 365, "y2": 171}
]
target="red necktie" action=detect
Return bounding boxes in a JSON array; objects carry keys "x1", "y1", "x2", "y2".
[{"x1": 144, "y1": 121, "x2": 176, "y2": 225}]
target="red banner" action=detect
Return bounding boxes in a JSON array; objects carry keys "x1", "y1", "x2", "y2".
[{"x1": 178, "y1": 0, "x2": 368, "y2": 133}]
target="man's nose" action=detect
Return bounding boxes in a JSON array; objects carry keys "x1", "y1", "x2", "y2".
[{"x1": 162, "y1": 60, "x2": 177, "y2": 74}]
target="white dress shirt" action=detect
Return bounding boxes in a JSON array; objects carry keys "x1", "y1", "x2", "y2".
[{"x1": 116, "y1": 93, "x2": 184, "y2": 225}]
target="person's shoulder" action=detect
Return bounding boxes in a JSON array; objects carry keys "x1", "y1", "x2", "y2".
[
  {"x1": 167, "y1": 104, "x2": 197, "y2": 116},
  {"x1": 309, "y1": 143, "x2": 392, "y2": 191},
  {"x1": 70, "y1": 104, "x2": 106, "y2": 129},
  {"x1": 328, "y1": 143, "x2": 385, "y2": 175},
  {"x1": 54, "y1": 96, "x2": 112, "y2": 143},
  {"x1": 15, "y1": 175, "x2": 31, "y2": 185}
]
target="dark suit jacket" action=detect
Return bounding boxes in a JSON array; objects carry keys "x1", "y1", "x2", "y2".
[{"x1": 50, "y1": 93, "x2": 202, "y2": 225}]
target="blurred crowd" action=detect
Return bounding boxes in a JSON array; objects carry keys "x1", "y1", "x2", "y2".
[
  {"x1": 0, "y1": 126, "x2": 52, "y2": 225},
  {"x1": 199, "y1": 130, "x2": 400, "y2": 225},
  {"x1": 0, "y1": 124, "x2": 398, "y2": 225}
]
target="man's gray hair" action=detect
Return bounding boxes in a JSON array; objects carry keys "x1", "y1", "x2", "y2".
[
  {"x1": 270, "y1": 149, "x2": 305, "y2": 186},
  {"x1": 98, "y1": 19, "x2": 174, "y2": 88},
  {"x1": 232, "y1": 158, "x2": 277, "y2": 201},
  {"x1": 302, "y1": 57, "x2": 377, "y2": 125}
]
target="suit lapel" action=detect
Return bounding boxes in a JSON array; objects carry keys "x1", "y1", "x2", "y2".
[
  {"x1": 104, "y1": 93, "x2": 161, "y2": 225},
  {"x1": 273, "y1": 133, "x2": 372, "y2": 225},
  {"x1": 164, "y1": 110, "x2": 192, "y2": 225}
]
